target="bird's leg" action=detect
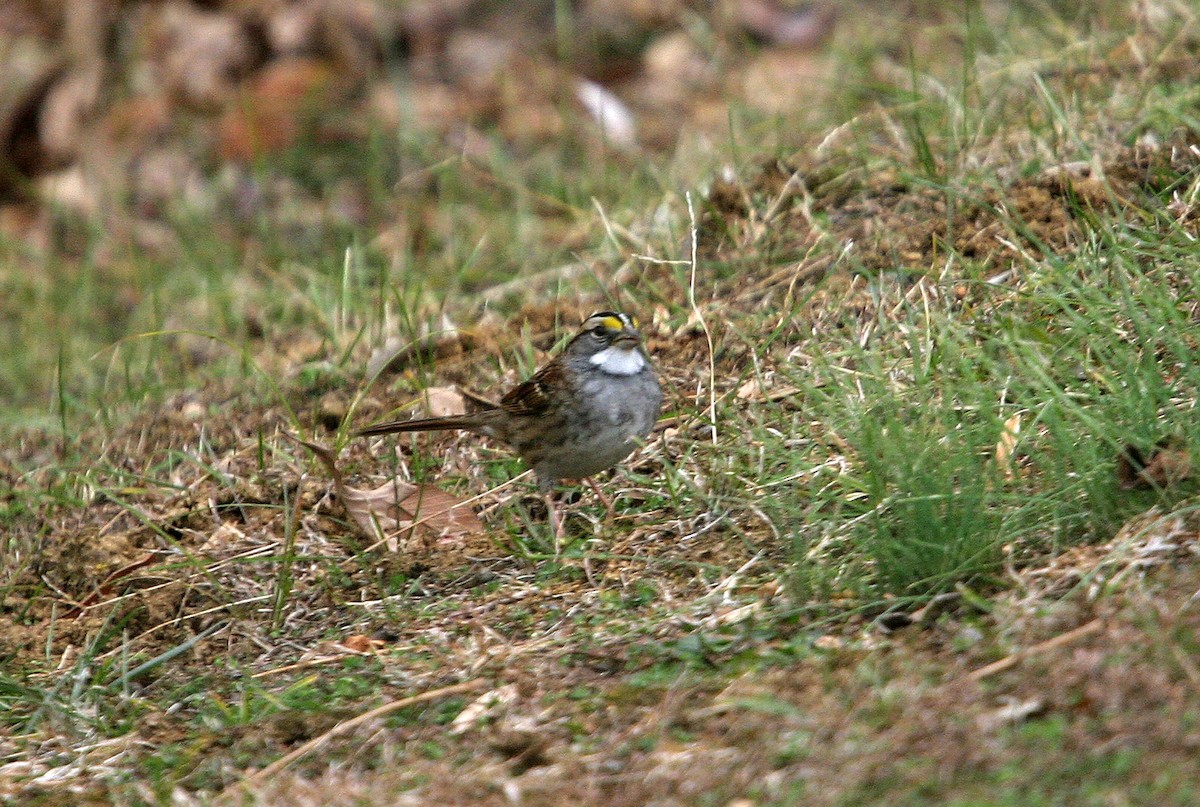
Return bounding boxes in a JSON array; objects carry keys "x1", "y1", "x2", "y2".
[
  {"x1": 544, "y1": 489, "x2": 564, "y2": 554},
  {"x1": 536, "y1": 474, "x2": 566, "y2": 554},
  {"x1": 584, "y1": 476, "x2": 616, "y2": 524}
]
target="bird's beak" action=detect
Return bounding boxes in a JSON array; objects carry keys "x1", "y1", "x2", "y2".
[{"x1": 612, "y1": 327, "x2": 641, "y2": 349}]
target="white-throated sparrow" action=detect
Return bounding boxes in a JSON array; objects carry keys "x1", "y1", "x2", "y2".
[{"x1": 358, "y1": 311, "x2": 662, "y2": 542}]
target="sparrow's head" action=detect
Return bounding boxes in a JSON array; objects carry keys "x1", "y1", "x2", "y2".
[
  {"x1": 571, "y1": 311, "x2": 647, "y2": 375},
  {"x1": 578, "y1": 311, "x2": 640, "y2": 347}
]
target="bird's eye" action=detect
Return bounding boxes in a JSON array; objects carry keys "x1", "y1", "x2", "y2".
[{"x1": 591, "y1": 326, "x2": 607, "y2": 336}]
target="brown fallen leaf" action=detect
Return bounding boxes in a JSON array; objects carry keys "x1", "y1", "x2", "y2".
[
  {"x1": 1117, "y1": 438, "x2": 1192, "y2": 490},
  {"x1": 379, "y1": 483, "x2": 485, "y2": 551},
  {"x1": 217, "y1": 57, "x2": 348, "y2": 161},
  {"x1": 424, "y1": 386, "x2": 467, "y2": 418},
  {"x1": 340, "y1": 634, "x2": 384, "y2": 653},
  {"x1": 995, "y1": 412, "x2": 1022, "y2": 480},
  {"x1": 287, "y1": 434, "x2": 484, "y2": 551}
]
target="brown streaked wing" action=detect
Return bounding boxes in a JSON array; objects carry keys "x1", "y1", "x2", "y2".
[{"x1": 499, "y1": 361, "x2": 564, "y2": 417}]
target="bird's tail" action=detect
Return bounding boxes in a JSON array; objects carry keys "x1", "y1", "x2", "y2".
[{"x1": 356, "y1": 413, "x2": 485, "y2": 437}]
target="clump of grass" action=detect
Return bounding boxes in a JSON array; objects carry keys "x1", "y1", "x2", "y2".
[
  {"x1": 748, "y1": 206, "x2": 1200, "y2": 608},
  {"x1": 847, "y1": 392, "x2": 1007, "y2": 597}
]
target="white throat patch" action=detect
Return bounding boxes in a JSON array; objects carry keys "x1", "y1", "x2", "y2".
[{"x1": 590, "y1": 345, "x2": 646, "y2": 375}]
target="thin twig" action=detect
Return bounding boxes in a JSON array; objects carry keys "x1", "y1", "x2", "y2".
[
  {"x1": 593, "y1": 197, "x2": 650, "y2": 253},
  {"x1": 685, "y1": 192, "x2": 717, "y2": 444},
  {"x1": 252, "y1": 646, "x2": 375, "y2": 679},
  {"x1": 966, "y1": 619, "x2": 1104, "y2": 681}
]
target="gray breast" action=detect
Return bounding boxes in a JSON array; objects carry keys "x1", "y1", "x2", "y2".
[{"x1": 533, "y1": 366, "x2": 661, "y2": 484}]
